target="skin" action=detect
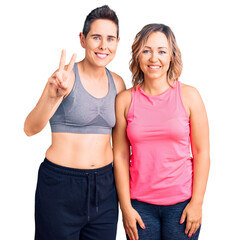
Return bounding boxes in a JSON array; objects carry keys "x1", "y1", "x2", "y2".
[
  {"x1": 24, "y1": 19, "x2": 125, "y2": 169},
  {"x1": 113, "y1": 32, "x2": 210, "y2": 239}
]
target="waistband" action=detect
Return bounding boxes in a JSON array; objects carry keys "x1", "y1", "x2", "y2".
[{"x1": 42, "y1": 157, "x2": 113, "y2": 176}]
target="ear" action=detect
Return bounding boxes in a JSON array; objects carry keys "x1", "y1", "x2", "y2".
[{"x1": 79, "y1": 32, "x2": 86, "y2": 48}]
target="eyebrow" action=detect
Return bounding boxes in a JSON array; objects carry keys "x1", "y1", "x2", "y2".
[
  {"x1": 90, "y1": 34, "x2": 117, "y2": 39},
  {"x1": 144, "y1": 46, "x2": 168, "y2": 49}
]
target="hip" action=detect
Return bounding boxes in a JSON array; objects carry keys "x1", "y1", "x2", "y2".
[{"x1": 35, "y1": 158, "x2": 118, "y2": 222}]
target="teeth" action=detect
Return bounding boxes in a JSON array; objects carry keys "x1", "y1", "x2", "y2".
[
  {"x1": 149, "y1": 65, "x2": 160, "y2": 69},
  {"x1": 96, "y1": 53, "x2": 108, "y2": 58}
]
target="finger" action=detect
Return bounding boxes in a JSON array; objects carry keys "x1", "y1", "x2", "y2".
[
  {"x1": 54, "y1": 71, "x2": 68, "y2": 89},
  {"x1": 67, "y1": 53, "x2": 77, "y2": 72},
  {"x1": 180, "y1": 210, "x2": 186, "y2": 224},
  {"x1": 57, "y1": 80, "x2": 67, "y2": 90},
  {"x1": 132, "y1": 225, "x2": 139, "y2": 240},
  {"x1": 59, "y1": 49, "x2": 66, "y2": 71},
  {"x1": 124, "y1": 223, "x2": 134, "y2": 240},
  {"x1": 54, "y1": 72, "x2": 64, "y2": 86},
  {"x1": 53, "y1": 75, "x2": 66, "y2": 90},
  {"x1": 136, "y1": 215, "x2": 145, "y2": 229},
  {"x1": 193, "y1": 223, "x2": 201, "y2": 236},
  {"x1": 48, "y1": 77, "x2": 59, "y2": 88},
  {"x1": 127, "y1": 228, "x2": 135, "y2": 240},
  {"x1": 185, "y1": 220, "x2": 192, "y2": 235},
  {"x1": 188, "y1": 222, "x2": 196, "y2": 238}
]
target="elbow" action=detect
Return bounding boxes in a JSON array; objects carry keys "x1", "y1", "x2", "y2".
[
  {"x1": 113, "y1": 153, "x2": 130, "y2": 165},
  {"x1": 24, "y1": 123, "x2": 38, "y2": 136},
  {"x1": 192, "y1": 149, "x2": 210, "y2": 165},
  {"x1": 24, "y1": 130, "x2": 34, "y2": 137},
  {"x1": 24, "y1": 126, "x2": 34, "y2": 136}
]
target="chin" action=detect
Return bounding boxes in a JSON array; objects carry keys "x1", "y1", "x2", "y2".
[
  {"x1": 145, "y1": 73, "x2": 161, "y2": 79},
  {"x1": 94, "y1": 62, "x2": 108, "y2": 68},
  {"x1": 95, "y1": 59, "x2": 113, "y2": 68}
]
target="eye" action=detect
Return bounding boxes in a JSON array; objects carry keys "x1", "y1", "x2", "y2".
[
  {"x1": 159, "y1": 50, "x2": 166, "y2": 54},
  {"x1": 107, "y1": 37, "x2": 115, "y2": 42},
  {"x1": 142, "y1": 49, "x2": 151, "y2": 54},
  {"x1": 93, "y1": 36, "x2": 101, "y2": 40}
]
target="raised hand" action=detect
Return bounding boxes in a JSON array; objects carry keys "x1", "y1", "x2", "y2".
[{"x1": 48, "y1": 50, "x2": 77, "y2": 98}]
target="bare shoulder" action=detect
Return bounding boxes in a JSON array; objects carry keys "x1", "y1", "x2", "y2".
[
  {"x1": 116, "y1": 88, "x2": 132, "y2": 102},
  {"x1": 181, "y1": 82, "x2": 205, "y2": 114},
  {"x1": 181, "y1": 83, "x2": 202, "y2": 101},
  {"x1": 116, "y1": 88, "x2": 132, "y2": 117},
  {"x1": 110, "y1": 71, "x2": 126, "y2": 94}
]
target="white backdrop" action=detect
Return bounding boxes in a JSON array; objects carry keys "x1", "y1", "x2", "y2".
[{"x1": 1, "y1": 0, "x2": 233, "y2": 239}]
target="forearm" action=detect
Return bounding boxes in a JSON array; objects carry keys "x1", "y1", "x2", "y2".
[
  {"x1": 24, "y1": 93, "x2": 62, "y2": 136},
  {"x1": 114, "y1": 156, "x2": 132, "y2": 212},
  {"x1": 191, "y1": 151, "x2": 210, "y2": 205}
]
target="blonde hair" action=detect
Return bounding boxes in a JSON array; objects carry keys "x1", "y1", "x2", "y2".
[{"x1": 130, "y1": 24, "x2": 182, "y2": 88}]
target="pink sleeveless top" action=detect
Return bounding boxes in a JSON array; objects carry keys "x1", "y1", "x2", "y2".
[{"x1": 127, "y1": 81, "x2": 193, "y2": 205}]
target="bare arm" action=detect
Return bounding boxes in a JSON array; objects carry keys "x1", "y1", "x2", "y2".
[
  {"x1": 113, "y1": 90, "x2": 131, "y2": 210},
  {"x1": 110, "y1": 71, "x2": 126, "y2": 94},
  {"x1": 113, "y1": 90, "x2": 145, "y2": 240},
  {"x1": 190, "y1": 88, "x2": 210, "y2": 205},
  {"x1": 180, "y1": 85, "x2": 210, "y2": 237},
  {"x1": 24, "y1": 83, "x2": 63, "y2": 136},
  {"x1": 24, "y1": 50, "x2": 76, "y2": 136}
]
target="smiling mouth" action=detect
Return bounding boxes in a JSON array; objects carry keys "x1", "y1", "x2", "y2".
[
  {"x1": 95, "y1": 53, "x2": 109, "y2": 59},
  {"x1": 148, "y1": 65, "x2": 161, "y2": 69}
]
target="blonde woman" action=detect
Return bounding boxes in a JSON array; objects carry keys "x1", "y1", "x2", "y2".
[{"x1": 113, "y1": 24, "x2": 210, "y2": 240}]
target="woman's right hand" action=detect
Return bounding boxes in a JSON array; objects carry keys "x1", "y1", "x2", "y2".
[
  {"x1": 48, "y1": 49, "x2": 76, "y2": 98},
  {"x1": 122, "y1": 206, "x2": 145, "y2": 240}
]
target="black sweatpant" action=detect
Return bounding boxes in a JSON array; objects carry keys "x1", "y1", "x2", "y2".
[{"x1": 35, "y1": 158, "x2": 118, "y2": 240}]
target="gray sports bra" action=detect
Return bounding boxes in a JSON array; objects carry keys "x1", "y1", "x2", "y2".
[{"x1": 49, "y1": 63, "x2": 117, "y2": 134}]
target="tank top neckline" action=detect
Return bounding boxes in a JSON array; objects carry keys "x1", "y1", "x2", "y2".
[
  {"x1": 75, "y1": 63, "x2": 110, "y2": 100},
  {"x1": 138, "y1": 80, "x2": 176, "y2": 98}
]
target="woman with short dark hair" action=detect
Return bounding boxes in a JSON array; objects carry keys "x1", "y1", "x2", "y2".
[{"x1": 24, "y1": 5, "x2": 125, "y2": 240}]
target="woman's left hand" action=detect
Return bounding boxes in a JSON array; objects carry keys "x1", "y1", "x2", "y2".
[{"x1": 180, "y1": 200, "x2": 202, "y2": 238}]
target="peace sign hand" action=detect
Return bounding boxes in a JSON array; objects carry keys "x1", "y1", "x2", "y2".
[{"x1": 48, "y1": 50, "x2": 77, "y2": 98}]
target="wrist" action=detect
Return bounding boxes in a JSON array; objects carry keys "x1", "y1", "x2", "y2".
[
  {"x1": 46, "y1": 94, "x2": 62, "y2": 104},
  {"x1": 120, "y1": 202, "x2": 133, "y2": 213},
  {"x1": 190, "y1": 196, "x2": 204, "y2": 206}
]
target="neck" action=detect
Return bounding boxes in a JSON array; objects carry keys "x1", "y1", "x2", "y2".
[
  {"x1": 142, "y1": 75, "x2": 173, "y2": 96},
  {"x1": 79, "y1": 58, "x2": 107, "y2": 81}
]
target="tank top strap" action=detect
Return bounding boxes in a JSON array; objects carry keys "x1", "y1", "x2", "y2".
[
  {"x1": 127, "y1": 87, "x2": 137, "y2": 122},
  {"x1": 177, "y1": 80, "x2": 183, "y2": 99},
  {"x1": 73, "y1": 62, "x2": 82, "y2": 89},
  {"x1": 175, "y1": 80, "x2": 190, "y2": 119},
  {"x1": 131, "y1": 87, "x2": 137, "y2": 103},
  {"x1": 105, "y1": 68, "x2": 117, "y2": 95},
  {"x1": 73, "y1": 61, "x2": 77, "y2": 75},
  {"x1": 62, "y1": 62, "x2": 78, "y2": 98},
  {"x1": 175, "y1": 80, "x2": 180, "y2": 93}
]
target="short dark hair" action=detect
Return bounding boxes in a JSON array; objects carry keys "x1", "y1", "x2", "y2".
[{"x1": 82, "y1": 5, "x2": 119, "y2": 38}]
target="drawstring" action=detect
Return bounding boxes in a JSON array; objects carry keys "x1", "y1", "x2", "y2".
[
  {"x1": 86, "y1": 173, "x2": 91, "y2": 221},
  {"x1": 86, "y1": 172, "x2": 99, "y2": 221},
  {"x1": 95, "y1": 172, "x2": 99, "y2": 213}
]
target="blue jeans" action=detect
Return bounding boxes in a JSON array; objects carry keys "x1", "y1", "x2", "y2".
[{"x1": 128, "y1": 199, "x2": 200, "y2": 240}]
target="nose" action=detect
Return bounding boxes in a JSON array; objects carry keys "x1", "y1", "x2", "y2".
[
  {"x1": 149, "y1": 51, "x2": 158, "y2": 62},
  {"x1": 99, "y1": 39, "x2": 107, "y2": 50}
]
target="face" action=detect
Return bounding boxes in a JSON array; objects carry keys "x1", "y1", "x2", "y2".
[
  {"x1": 139, "y1": 31, "x2": 171, "y2": 82},
  {"x1": 80, "y1": 19, "x2": 119, "y2": 67}
]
